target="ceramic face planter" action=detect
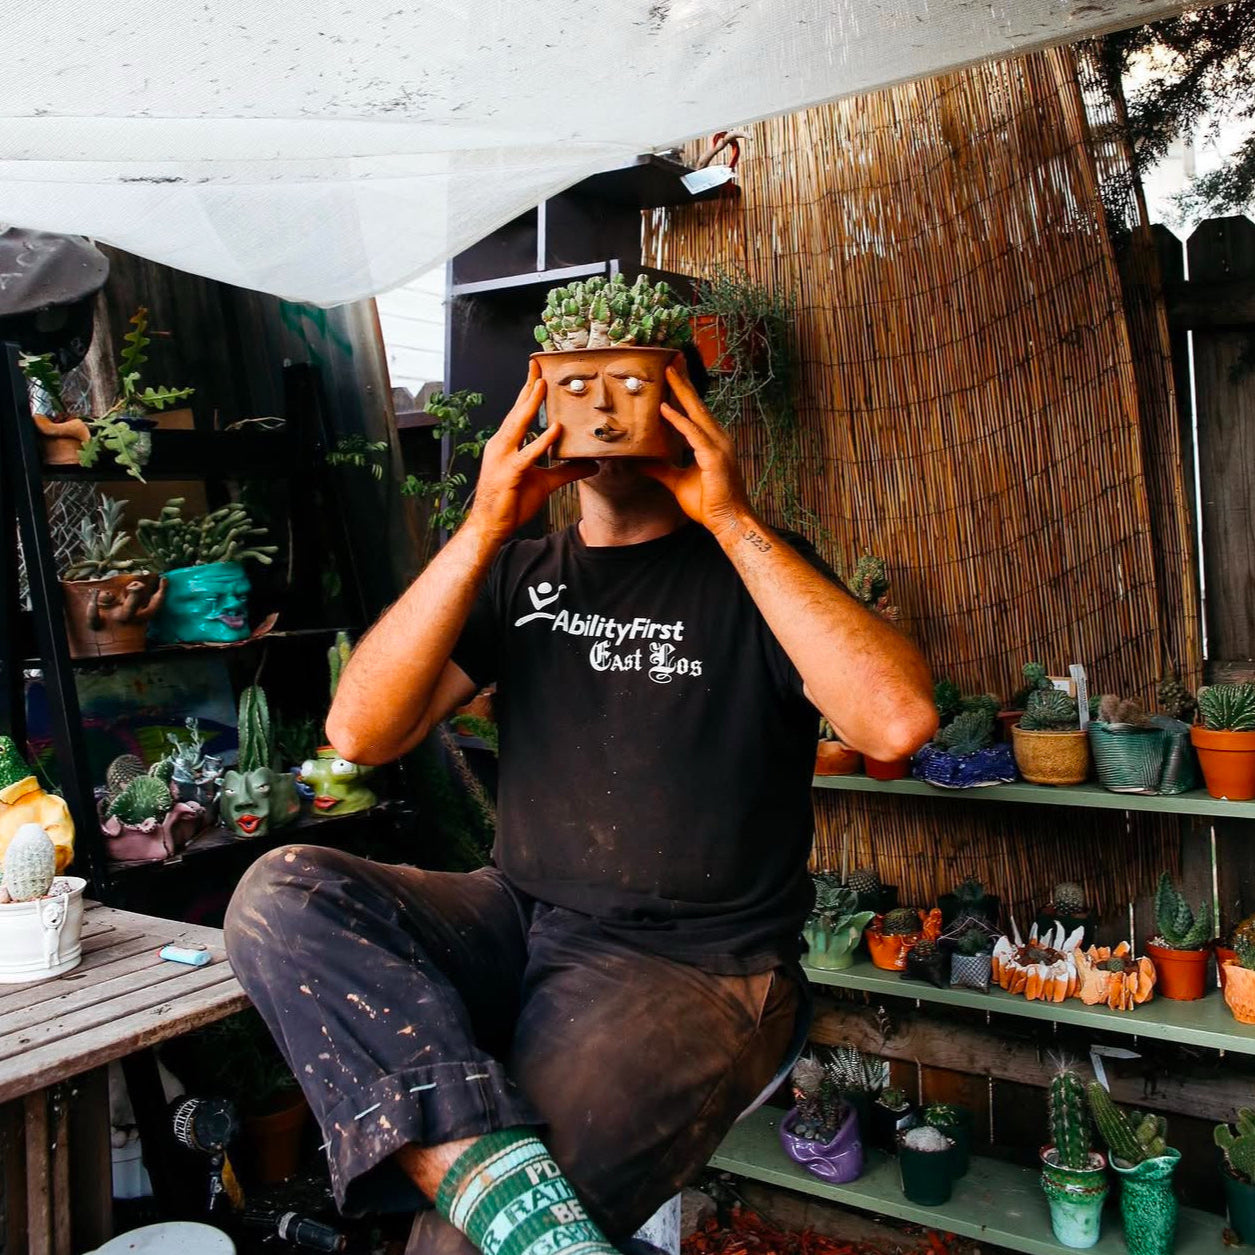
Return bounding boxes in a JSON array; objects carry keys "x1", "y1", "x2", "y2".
[
  {"x1": 299, "y1": 751, "x2": 376, "y2": 818},
  {"x1": 62, "y1": 573, "x2": 167, "y2": 658},
  {"x1": 220, "y1": 767, "x2": 300, "y2": 838},
  {"x1": 153, "y1": 561, "x2": 251, "y2": 645}
]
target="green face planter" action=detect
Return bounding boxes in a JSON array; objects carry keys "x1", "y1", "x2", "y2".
[
  {"x1": 219, "y1": 767, "x2": 300, "y2": 838},
  {"x1": 299, "y1": 750, "x2": 376, "y2": 818},
  {"x1": 153, "y1": 561, "x2": 251, "y2": 645}
]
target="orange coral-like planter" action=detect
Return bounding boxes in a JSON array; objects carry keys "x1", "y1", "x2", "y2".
[
  {"x1": 991, "y1": 924, "x2": 1084, "y2": 1002},
  {"x1": 865, "y1": 908, "x2": 940, "y2": 970},
  {"x1": 1074, "y1": 942, "x2": 1156, "y2": 1011},
  {"x1": 1222, "y1": 962, "x2": 1255, "y2": 1024}
]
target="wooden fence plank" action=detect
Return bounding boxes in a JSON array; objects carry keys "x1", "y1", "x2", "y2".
[
  {"x1": 68, "y1": 1068, "x2": 112, "y2": 1253},
  {"x1": 49, "y1": 1087, "x2": 69, "y2": 1255},
  {"x1": 24, "y1": 1090, "x2": 50, "y2": 1255}
]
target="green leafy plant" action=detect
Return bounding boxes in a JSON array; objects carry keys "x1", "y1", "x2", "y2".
[
  {"x1": 137, "y1": 498, "x2": 277, "y2": 572},
  {"x1": 1153, "y1": 871, "x2": 1212, "y2": 950},
  {"x1": 1216, "y1": 1109, "x2": 1255, "y2": 1185},
  {"x1": 401, "y1": 389, "x2": 492, "y2": 534},
  {"x1": 326, "y1": 434, "x2": 389, "y2": 479},
  {"x1": 534, "y1": 274, "x2": 691, "y2": 351},
  {"x1": 1020, "y1": 687, "x2": 1080, "y2": 732},
  {"x1": 450, "y1": 713, "x2": 500, "y2": 755},
  {"x1": 1087, "y1": 1081, "x2": 1168, "y2": 1165},
  {"x1": 877, "y1": 1087, "x2": 909, "y2": 1112},
  {"x1": 1198, "y1": 684, "x2": 1255, "y2": 732},
  {"x1": 62, "y1": 497, "x2": 148, "y2": 581},
  {"x1": 806, "y1": 873, "x2": 875, "y2": 964},
  {"x1": 115, "y1": 307, "x2": 195, "y2": 414},
  {"x1": 1050, "y1": 1067, "x2": 1093, "y2": 1170},
  {"x1": 19, "y1": 353, "x2": 68, "y2": 416}
]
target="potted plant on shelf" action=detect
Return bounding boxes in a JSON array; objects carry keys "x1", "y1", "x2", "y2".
[
  {"x1": 845, "y1": 866, "x2": 898, "y2": 915},
  {"x1": 827, "y1": 1045, "x2": 884, "y2": 1140},
  {"x1": 0, "y1": 737, "x2": 75, "y2": 876},
  {"x1": 0, "y1": 824, "x2": 86, "y2": 983},
  {"x1": 1215, "y1": 1109, "x2": 1255, "y2": 1245},
  {"x1": 99, "y1": 761, "x2": 205, "y2": 863},
  {"x1": 938, "y1": 875, "x2": 1000, "y2": 931},
  {"x1": 220, "y1": 687, "x2": 301, "y2": 839},
  {"x1": 815, "y1": 718, "x2": 862, "y2": 776},
  {"x1": 912, "y1": 704, "x2": 1016, "y2": 789},
  {"x1": 1088, "y1": 695, "x2": 1166, "y2": 795},
  {"x1": 1220, "y1": 934, "x2": 1255, "y2": 1024},
  {"x1": 688, "y1": 269, "x2": 769, "y2": 376},
  {"x1": 1217, "y1": 914, "x2": 1255, "y2": 993},
  {"x1": 138, "y1": 497, "x2": 277, "y2": 645},
  {"x1": 1074, "y1": 941, "x2": 1156, "y2": 1010},
  {"x1": 944, "y1": 920, "x2": 998, "y2": 991},
  {"x1": 921, "y1": 1103, "x2": 974, "y2": 1178},
  {"x1": 532, "y1": 274, "x2": 691, "y2": 461},
  {"x1": 1012, "y1": 688, "x2": 1091, "y2": 786},
  {"x1": 1036, "y1": 881, "x2": 1097, "y2": 950},
  {"x1": 1145, "y1": 871, "x2": 1212, "y2": 1001},
  {"x1": 1191, "y1": 683, "x2": 1255, "y2": 800},
  {"x1": 778, "y1": 1055, "x2": 864, "y2": 1184},
  {"x1": 19, "y1": 352, "x2": 92, "y2": 466},
  {"x1": 897, "y1": 1125, "x2": 955, "y2": 1205},
  {"x1": 150, "y1": 717, "x2": 223, "y2": 819},
  {"x1": 998, "y1": 661, "x2": 1049, "y2": 741},
  {"x1": 1088, "y1": 1083, "x2": 1178, "y2": 1255},
  {"x1": 866, "y1": 907, "x2": 941, "y2": 972},
  {"x1": 991, "y1": 921, "x2": 1083, "y2": 1002},
  {"x1": 1040, "y1": 1066, "x2": 1108, "y2": 1249},
  {"x1": 904, "y1": 937, "x2": 948, "y2": 988},
  {"x1": 59, "y1": 497, "x2": 166, "y2": 659},
  {"x1": 803, "y1": 874, "x2": 874, "y2": 970},
  {"x1": 869, "y1": 1087, "x2": 918, "y2": 1154}
]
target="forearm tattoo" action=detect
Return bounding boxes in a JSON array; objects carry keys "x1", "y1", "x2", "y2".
[{"x1": 742, "y1": 525, "x2": 774, "y2": 554}]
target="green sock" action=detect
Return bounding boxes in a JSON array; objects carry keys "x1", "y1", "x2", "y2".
[{"x1": 435, "y1": 1129, "x2": 618, "y2": 1255}]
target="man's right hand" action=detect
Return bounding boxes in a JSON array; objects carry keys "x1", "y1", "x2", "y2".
[{"x1": 466, "y1": 364, "x2": 595, "y2": 547}]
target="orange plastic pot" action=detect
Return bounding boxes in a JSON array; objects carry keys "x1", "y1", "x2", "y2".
[
  {"x1": 1217, "y1": 945, "x2": 1238, "y2": 991},
  {"x1": 241, "y1": 1091, "x2": 310, "y2": 1185},
  {"x1": 866, "y1": 929, "x2": 915, "y2": 971},
  {"x1": 815, "y1": 741, "x2": 862, "y2": 776},
  {"x1": 1145, "y1": 940, "x2": 1211, "y2": 1001},
  {"x1": 865, "y1": 755, "x2": 909, "y2": 781},
  {"x1": 1190, "y1": 727, "x2": 1255, "y2": 801},
  {"x1": 1222, "y1": 962, "x2": 1255, "y2": 1024}
]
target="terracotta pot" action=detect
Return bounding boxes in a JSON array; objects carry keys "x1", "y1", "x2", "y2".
[
  {"x1": 32, "y1": 413, "x2": 90, "y2": 465},
  {"x1": 815, "y1": 740, "x2": 862, "y2": 776},
  {"x1": 1222, "y1": 961, "x2": 1255, "y2": 1023},
  {"x1": 1011, "y1": 726, "x2": 1090, "y2": 786},
  {"x1": 690, "y1": 314, "x2": 735, "y2": 373},
  {"x1": 1190, "y1": 726, "x2": 1255, "y2": 800},
  {"x1": 1145, "y1": 939, "x2": 1211, "y2": 1001},
  {"x1": 532, "y1": 346, "x2": 684, "y2": 460},
  {"x1": 1217, "y1": 945, "x2": 1237, "y2": 990},
  {"x1": 996, "y1": 710, "x2": 1024, "y2": 742},
  {"x1": 864, "y1": 755, "x2": 909, "y2": 781},
  {"x1": 61, "y1": 573, "x2": 166, "y2": 659},
  {"x1": 242, "y1": 1090, "x2": 310, "y2": 1185}
]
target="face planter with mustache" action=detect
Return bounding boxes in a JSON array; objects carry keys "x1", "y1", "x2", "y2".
[
  {"x1": 154, "y1": 561, "x2": 252, "y2": 645},
  {"x1": 299, "y1": 751, "x2": 377, "y2": 818},
  {"x1": 533, "y1": 347, "x2": 686, "y2": 461}
]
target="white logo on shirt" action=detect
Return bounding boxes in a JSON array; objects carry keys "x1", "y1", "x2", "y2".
[{"x1": 513, "y1": 582, "x2": 567, "y2": 626}]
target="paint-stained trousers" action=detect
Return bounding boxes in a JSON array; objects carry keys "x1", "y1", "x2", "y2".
[{"x1": 224, "y1": 845, "x2": 800, "y2": 1254}]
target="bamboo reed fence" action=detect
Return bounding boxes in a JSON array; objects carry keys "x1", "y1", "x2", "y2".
[{"x1": 629, "y1": 46, "x2": 1200, "y2": 914}]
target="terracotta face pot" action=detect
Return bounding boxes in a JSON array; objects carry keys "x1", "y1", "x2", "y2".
[
  {"x1": 532, "y1": 346, "x2": 685, "y2": 460},
  {"x1": 32, "y1": 413, "x2": 90, "y2": 465},
  {"x1": 61, "y1": 573, "x2": 166, "y2": 659}
]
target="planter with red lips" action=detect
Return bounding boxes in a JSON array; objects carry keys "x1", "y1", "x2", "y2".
[{"x1": 298, "y1": 747, "x2": 376, "y2": 818}]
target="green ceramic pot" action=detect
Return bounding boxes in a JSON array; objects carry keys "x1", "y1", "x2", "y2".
[
  {"x1": 1113, "y1": 1150, "x2": 1180, "y2": 1255},
  {"x1": 1040, "y1": 1147, "x2": 1109, "y2": 1249},
  {"x1": 152, "y1": 561, "x2": 251, "y2": 645},
  {"x1": 1223, "y1": 1164, "x2": 1255, "y2": 1244},
  {"x1": 803, "y1": 910, "x2": 874, "y2": 970}
]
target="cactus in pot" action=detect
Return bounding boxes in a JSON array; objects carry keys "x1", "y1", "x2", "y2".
[
  {"x1": 1192, "y1": 683, "x2": 1255, "y2": 800},
  {"x1": 1146, "y1": 871, "x2": 1212, "y2": 1001},
  {"x1": 107, "y1": 776, "x2": 173, "y2": 826},
  {"x1": 1040, "y1": 1067, "x2": 1107, "y2": 1248},
  {"x1": 804, "y1": 874, "x2": 874, "y2": 971},
  {"x1": 1014, "y1": 686, "x2": 1090, "y2": 786},
  {"x1": 1, "y1": 824, "x2": 57, "y2": 902}
]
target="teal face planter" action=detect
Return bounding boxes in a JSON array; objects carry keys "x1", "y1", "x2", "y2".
[
  {"x1": 1113, "y1": 1150, "x2": 1180, "y2": 1255},
  {"x1": 220, "y1": 767, "x2": 300, "y2": 838},
  {"x1": 153, "y1": 561, "x2": 251, "y2": 645},
  {"x1": 1040, "y1": 1148, "x2": 1109, "y2": 1249}
]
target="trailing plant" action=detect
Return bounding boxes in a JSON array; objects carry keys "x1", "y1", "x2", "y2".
[
  {"x1": 1198, "y1": 683, "x2": 1255, "y2": 732},
  {"x1": 401, "y1": 389, "x2": 492, "y2": 534},
  {"x1": 533, "y1": 274, "x2": 691, "y2": 351},
  {"x1": 1087, "y1": 1082, "x2": 1168, "y2": 1165},
  {"x1": 1020, "y1": 687, "x2": 1080, "y2": 732},
  {"x1": 1216, "y1": 1109, "x2": 1255, "y2": 1185},
  {"x1": 1157, "y1": 676, "x2": 1196, "y2": 724},
  {"x1": 62, "y1": 497, "x2": 147, "y2": 581},
  {"x1": 78, "y1": 412, "x2": 153, "y2": 482},
  {"x1": 326, "y1": 434, "x2": 389, "y2": 479},
  {"x1": 237, "y1": 686, "x2": 274, "y2": 774},
  {"x1": 1049, "y1": 1067, "x2": 1093, "y2": 1169},
  {"x1": 137, "y1": 498, "x2": 277, "y2": 572},
  {"x1": 1152, "y1": 871, "x2": 1212, "y2": 950}
]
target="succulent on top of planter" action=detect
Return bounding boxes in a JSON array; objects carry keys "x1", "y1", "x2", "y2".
[
  {"x1": 867, "y1": 906, "x2": 942, "y2": 971},
  {"x1": 992, "y1": 920, "x2": 1084, "y2": 1001},
  {"x1": 1198, "y1": 684, "x2": 1255, "y2": 732},
  {"x1": 1220, "y1": 935, "x2": 1255, "y2": 1024},
  {"x1": 1053, "y1": 882, "x2": 1088, "y2": 916},
  {"x1": 1087, "y1": 1083, "x2": 1168, "y2": 1165},
  {"x1": 914, "y1": 703, "x2": 1016, "y2": 787},
  {"x1": 1074, "y1": 942, "x2": 1156, "y2": 1010},
  {"x1": 0, "y1": 824, "x2": 57, "y2": 902},
  {"x1": 151, "y1": 716, "x2": 223, "y2": 810},
  {"x1": 804, "y1": 875, "x2": 875, "y2": 970},
  {"x1": 1011, "y1": 661, "x2": 1051, "y2": 710},
  {"x1": 107, "y1": 775, "x2": 173, "y2": 826},
  {"x1": 63, "y1": 498, "x2": 145, "y2": 582},
  {"x1": 0, "y1": 736, "x2": 75, "y2": 875},
  {"x1": 935, "y1": 709, "x2": 995, "y2": 754},
  {"x1": 1037, "y1": 881, "x2": 1097, "y2": 949},
  {"x1": 1215, "y1": 1110, "x2": 1255, "y2": 1185},
  {"x1": 846, "y1": 867, "x2": 891, "y2": 912},
  {"x1": 1021, "y1": 688, "x2": 1080, "y2": 731},
  {"x1": 1151, "y1": 872, "x2": 1211, "y2": 951},
  {"x1": 1096, "y1": 694, "x2": 1154, "y2": 729},
  {"x1": 138, "y1": 498, "x2": 276, "y2": 574},
  {"x1": 534, "y1": 274, "x2": 691, "y2": 353},
  {"x1": 220, "y1": 686, "x2": 301, "y2": 839},
  {"x1": 1192, "y1": 683, "x2": 1255, "y2": 800},
  {"x1": 1157, "y1": 676, "x2": 1196, "y2": 724},
  {"x1": 939, "y1": 874, "x2": 999, "y2": 927},
  {"x1": 883, "y1": 907, "x2": 923, "y2": 936},
  {"x1": 902, "y1": 1125, "x2": 950, "y2": 1152},
  {"x1": 789, "y1": 1055, "x2": 847, "y2": 1141},
  {"x1": 1040, "y1": 1066, "x2": 1108, "y2": 1249},
  {"x1": 827, "y1": 1045, "x2": 884, "y2": 1098},
  {"x1": 780, "y1": 1053, "x2": 865, "y2": 1184}
]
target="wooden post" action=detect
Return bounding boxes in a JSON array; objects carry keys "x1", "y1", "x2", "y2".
[
  {"x1": 68, "y1": 1069, "x2": 113, "y2": 1252},
  {"x1": 24, "y1": 1089, "x2": 50, "y2": 1255}
]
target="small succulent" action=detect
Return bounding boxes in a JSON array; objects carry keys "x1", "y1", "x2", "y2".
[
  {"x1": 2, "y1": 824, "x2": 57, "y2": 902},
  {"x1": 238, "y1": 685, "x2": 274, "y2": 775},
  {"x1": 107, "y1": 775, "x2": 173, "y2": 825},
  {"x1": 153, "y1": 717, "x2": 218, "y2": 787},
  {"x1": 934, "y1": 679, "x2": 963, "y2": 724},
  {"x1": 1216, "y1": 1110, "x2": 1255, "y2": 1185},
  {"x1": 847, "y1": 555, "x2": 900, "y2": 621},
  {"x1": 882, "y1": 907, "x2": 921, "y2": 936},
  {"x1": 1020, "y1": 687, "x2": 1080, "y2": 732},
  {"x1": 933, "y1": 708, "x2": 995, "y2": 756},
  {"x1": 137, "y1": 498, "x2": 277, "y2": 573},
  {"x1": 1152, "y1": 871, "x2": 1212, "y2": 951},
  {"x1": 826, "y1": 1045, "x2": 884, "y2": 1095},
  {"x1": 62, "y1": 497, "x2": 148, "y2": 582},
  {"x1": 911, "y1": 938, "x2": 940, "y2": 960},
  {"x1": 1198, "y1": 684, "x2": 1255, "y2": 733},
  {"x1": 789, "y1": 1054, "x2": 846, "y2": 1141},
  {"x1": 902, "y1": 1125, "x2": 951, "y2": 1153},
  {"x1": 1097, "y1": 694, "x2": 1154, "y2": 729},
  {"x1": 1157, "y1": 676, "x2": 1196, "y2": 724},
  {"x1": 1087, "y1": 1082, "x2": 1168, "y2": 1165},
  {"x1": 1011, "y1": 661, "x2": 1051, "y2": 709},
  {"x1": 534, "y1": 274, "x2": 691, "y2": 352},
  {"x1": 878, "y1": 1086, "x2": 909, "y2": 1111},
  {"x1": 1051, "y1": 882, "x2": 1088, "y2": 916},
  {"x1": 956, "y1": 926, "x2": 992, "y2": 956}
]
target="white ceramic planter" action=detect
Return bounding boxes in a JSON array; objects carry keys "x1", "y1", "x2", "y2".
[{"x1": 0, "y1": 878, "x2": 86, "y2": 983}]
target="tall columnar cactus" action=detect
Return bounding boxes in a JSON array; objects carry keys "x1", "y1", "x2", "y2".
[
  {"x1": 107, "y1": 776, "x2": 173, "y2": 825},
  {"x1": 1215, "y1": 1110, "x2": 1255, "y2": 1185},
  {"x1": 2, "y1": 824, "x2": 57, "y2": 901},
  {"x1": 533, "y1": 274, "x2": 691, "y2": 352},
  {"x1": 238, "y1": 686, "x2": 273, "y2": 774},
  {"x1": 1153, "y1": 872, "x2": 1212, "y2": 950},
  {"x1": 1087, "y1": 1082, "x2": 1167, "y2": 1165},
  {"x1": 137, "y1": 498, "x2": 278, "y2": 573},
  {"x1": 1050, "y1": 1069, "x2": 1092, "y2": 1169},
  {"x1": 1198, "y1": 684, "x2": 1255, "y2": 732},
  {"x1": 328, "y1": 631, "x2": 352, "y2": 702},
  {"x1": 1020, "y1": 687, "x2": 1079, "y2": 731}
]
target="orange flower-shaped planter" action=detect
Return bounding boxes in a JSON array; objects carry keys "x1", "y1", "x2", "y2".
[
  {"x1": 1074, "y1": 942, "x2": 1156, "y2": 1011},
  {"x1": 865, "y1": 908, "x2": 941, "y2": 971},
  {"x1": 1222, "y1": 962, "x2": 1255, "y2": 1024},
  {"x1": 991, "y1": 921, "x2": 1085, "y2": 1002}
]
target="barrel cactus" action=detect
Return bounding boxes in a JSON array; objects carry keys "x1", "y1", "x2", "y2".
[
  {"x1": 2, "y1": 824, "x2": 57, "y2": 901},
  {"x1": 1198, "y1": 683, "x2": 1255, "y2": 733},
  {"x1": 847, "y1": 868, "x2": 881, "y2": 896},
  {"x1": 106, "y1": 753, "x2": 148, "y2": 798},
  {"x1": 107, "y1": 775, "x2": 173, "y2": 825},
  {"x1": 1020, "y1": 688, "x2": 1080, "y2": 731},
  {"x1": 883, "y1": 908, "x2": 921, "y2": 936},
  {"x1": 1052, "y1": 882, "x2": 1088, "y2": 915}
]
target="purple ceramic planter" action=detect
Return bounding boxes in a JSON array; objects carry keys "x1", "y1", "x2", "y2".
[{"x1": 779, "y1": 1106, "x2": 864, "y2": 1183}]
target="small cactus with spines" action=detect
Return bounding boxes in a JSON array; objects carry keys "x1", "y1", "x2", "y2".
[
  {"x1": 107, "y1": 776, "x2": 173, "y2": 825},
  {"x1": 2, "y1": 824, "x2": 57, "y2": 901},
  {"x1": 1020, "y1": 687, "x2": 1080, "y2": 732},
  {"x1": 328, "y1": 631, "x2": 352, "y2": 702},
  {"x1": 933, "y1": 708, "x2": 994, "y2": 756},
  {"x1": 238, "y1": 685, "x2": 273, "y2": 774},
  {"x1": 1049, "y1": 1067, "x2": 1092, "y2": 1170},
  {"x1": 1198, "y1": 683, "x2": 1255, "y2": 732},
  {"x1": 956, "y1": 926, "x2": 992, "y2": 956},
  {"x1": 847, "y1": 868, "x2": 881, "y2": 897},
  {"x1": 1157, "y1": 676, "x2": 1196, "y2": 724},
  {"x1": 106, "y1": 754, "x2": 148, "y2": 798},
  {"x1": 882, "y1": 908, "x2": 921, "y2": 936},
  {"x1": 911, "y1": 938, "x2": 939, "y2": 960},
  {"x1": 1153, "y1": 871, "x2": 1212, "y2": 950},
  {"x1": 1011, "y1": 661, "x2": 1051, "y2": 709},
  {"x1": 1215, "y1": 1110, "x2": 1255, "y2": 1185},
  {"x1": 1052, "y1": 882, "x2": 1088, "y2": 916},
  {"x1": 1087, "y1": 1082, "x2": 1167, "y2": 1165}
]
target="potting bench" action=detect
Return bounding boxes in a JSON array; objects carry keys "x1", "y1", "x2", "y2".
[{"x1": 0, "y1": 900, "x2": 246, "y2": 1255}]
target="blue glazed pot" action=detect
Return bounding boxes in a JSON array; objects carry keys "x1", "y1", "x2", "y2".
[
  {"x1": 152, "y1": 561, "x2": 251, "y2": 645},
  {"x1": 912, "y1": 743, "x2": 1017, "y2": 789},
  {"x1": 779, "y1": 1105, "x2": 864, "y2": 1184}
]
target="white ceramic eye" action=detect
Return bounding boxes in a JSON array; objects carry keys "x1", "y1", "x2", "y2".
[
  {"x1": 568, "y1": 378, "x2": 587, "y2": 394},
  {"x1": 330, "y1": 758, "x2": 356, "y2": 777},
  {"x1": 624, "y1": 376, "x2": 644, "y2": 395},
  {"x1": 300, "y1": 760, "x2": 316, "y2": 778}
]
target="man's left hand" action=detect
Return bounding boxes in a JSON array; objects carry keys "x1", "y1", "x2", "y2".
[{"x1": 639, "y1": 358, "x2": 752, "y2": 539}]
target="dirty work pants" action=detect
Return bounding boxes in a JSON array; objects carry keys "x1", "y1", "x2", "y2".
[{"x1": 224, "y1": 845, "x2": 800, "y2": 1252}]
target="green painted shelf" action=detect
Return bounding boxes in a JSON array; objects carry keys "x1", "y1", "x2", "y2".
[
  {"x1": 803, "y1": 956, "x2": 1255, "y2": 1055},
  {"x1": 812, "y1": 774, "x2": 1254, "y2": 819},
  {"x1": 712, "y1": 1108, "x2": 1227, "y2": 1255}
]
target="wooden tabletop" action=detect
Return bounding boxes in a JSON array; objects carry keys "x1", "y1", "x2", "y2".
[{"x1": 0, "y1": 902, "x2": 247, "y2": 1103}]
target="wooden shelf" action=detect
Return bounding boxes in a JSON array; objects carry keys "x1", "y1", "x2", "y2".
[
  {"x1": 712, "y1": 1108, "x2": 1225, "y2": 1255},
  {"x1": 803, "y1": 955, "x2": 1255, "y2": 1055},
  {"x1": 813, "y1": 773, "x2": 1252, "y2": 819}
]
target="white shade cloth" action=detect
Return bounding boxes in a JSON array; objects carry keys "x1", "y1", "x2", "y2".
[{"x1": 0, "y1": 0, "x2": 1198, "y2": 304}]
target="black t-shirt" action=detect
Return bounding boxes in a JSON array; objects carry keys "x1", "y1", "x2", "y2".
[{"x1": 451, "y1": 521, "x2": 820, "y2": 973}]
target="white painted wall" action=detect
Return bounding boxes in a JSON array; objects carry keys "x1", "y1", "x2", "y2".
[{"x1": 375, "y1": 267, "x2": 447, "y2": 396}]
